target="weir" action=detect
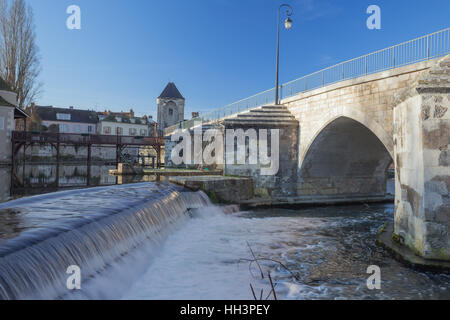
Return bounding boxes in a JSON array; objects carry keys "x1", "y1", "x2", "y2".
[{"x1": 0, "y1": 183, "x2": 209, "y2": 299}]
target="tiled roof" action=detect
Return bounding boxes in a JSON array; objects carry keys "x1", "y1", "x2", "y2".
[
  {"x1": 158, "y1": 82, "x2": 184, "y2": 100},
  {"x1": 36, "y1": 106, "x2": 99, "y2": 124}
]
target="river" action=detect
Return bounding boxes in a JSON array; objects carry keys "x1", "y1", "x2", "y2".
[
  {"x1": 0, "y1": 164, "x2": 162, "y2": 202},
  {"x1": 0, "y1": 181, "x2": 448, "y2": 300},
  {"x1": 121, "y1": 203, "x2": 450, "y2": 300}
]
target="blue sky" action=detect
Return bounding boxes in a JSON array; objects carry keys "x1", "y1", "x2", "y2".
[{"x1": 29, "y1": 0, "x2": 449, "y2": 118}]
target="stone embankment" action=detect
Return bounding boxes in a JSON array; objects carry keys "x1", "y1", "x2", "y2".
[{"x1": 169, "y1": 176, "x2": 254, "y2": 203}]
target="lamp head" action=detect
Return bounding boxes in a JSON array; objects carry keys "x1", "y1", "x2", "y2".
[{"x1": 284, "y1": 17, "x2": 293, "y2": 30}]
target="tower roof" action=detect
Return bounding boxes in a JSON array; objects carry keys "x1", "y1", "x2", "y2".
[
  {"x1": 0, "y1": 76, "x2": 12, "y2": 91},
  {"x1": 158, "y1": 82, "x2": 184, "y2": 100}
]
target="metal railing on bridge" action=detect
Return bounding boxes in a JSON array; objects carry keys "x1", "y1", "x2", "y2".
[{"x1": 165, "y1": 27, "x2": 450, "y2": 135}]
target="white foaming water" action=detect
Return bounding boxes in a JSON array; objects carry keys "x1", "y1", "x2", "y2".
[
  {"x1": 121, "y1": 206, "x2": 324, "y2": 300},
  {"x1": 119, "y1": 203, "x2": 450, "y2": 300}
]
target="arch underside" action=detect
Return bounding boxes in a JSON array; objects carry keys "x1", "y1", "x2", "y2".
[{"x1": 298, "y1": 117, "x2": 393, "y2": 198}]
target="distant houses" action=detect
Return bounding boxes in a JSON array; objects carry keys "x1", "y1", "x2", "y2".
[
  {"x1": 34, "y1": 106, "x2": 98, "y2": 134},
  {"x1": 31, "y1": 106, "x2": 157, "y2": 137},
  {"x1": 1, "y1": 81, "x2": 187, "y2": 144},
  {"x1": 97, "y1": 109, "x2": 156, "y2": 137},
  {"x1": 26, "y1": 81, "x2": 187, "y2": 137}
]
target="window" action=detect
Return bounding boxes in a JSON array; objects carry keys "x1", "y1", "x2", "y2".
[
  {"x1": 140, "y1": 129, "x2": 147, "y2": 136},
  {"x1": 56, "y1": 113, "x2": 71, "y2": 121},
  {"x1": 169, "y1": 108, "x2": 173, "y2": 116},
  {"x1": 104, "y1": 126, "x2": 111, "y2": 134},
  {"x1": 74, "y1": 125, "x2": 81, "y2": 133},
  {"x1": 116, "y1": 127, "x2": 123, "y2": 135},
  {"x1": 0, "y1": 117, "x2": 4, "y2": 130},
  {"x1": 88, "y1": 125, "x2": 93, "y2": 133},
  {"x1": 129, "y1": 128, "x2": 137, "y2": 136},
  {"x1": 59, "y1": 124, "x2": 69, "y2": 132}
]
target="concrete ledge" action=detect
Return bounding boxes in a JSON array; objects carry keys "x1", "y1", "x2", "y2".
[
  {"x1": 377, "y1": 222, "x2": 450, "y2": 272},
  {"x1": 109, "y1": 168, "x2": 223, "y2": 176},
  {"x1": 169, "y1": 175, "x2": 253, "y2": 203},
  {"x1": 240, "y1": 194, "x2": 394, "y2": 208}
]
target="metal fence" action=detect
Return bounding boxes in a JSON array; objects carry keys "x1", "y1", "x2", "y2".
[{"x1": 166, "y1": 27, "x2": 450, "y2": 135}]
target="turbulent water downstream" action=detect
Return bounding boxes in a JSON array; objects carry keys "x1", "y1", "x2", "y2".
[
  {"x1": 0, "y1": 182, "x2": 448, "y2": 300},
  {"x1": 123, "y1": 204, "x2": 450, "y2": 300}
]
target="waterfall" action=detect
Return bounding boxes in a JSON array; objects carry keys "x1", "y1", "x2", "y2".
[{"x1": 0, "y1": 183, "x2": 210, "y2": 300}]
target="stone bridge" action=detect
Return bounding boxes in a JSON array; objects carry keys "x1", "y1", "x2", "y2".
[
  {"x1": 275, "y1": 56, "x2": 449, "y2": 262},
  {"x1": 166, "y1": 55, "x2": 450, "y2": 263}
]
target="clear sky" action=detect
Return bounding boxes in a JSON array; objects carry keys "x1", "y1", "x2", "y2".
[{"x1": 28, "y1": 0, "x2": 450, "y2": 118}]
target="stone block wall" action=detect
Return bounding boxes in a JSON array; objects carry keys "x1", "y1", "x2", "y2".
[
  {"x1": 224, "y1": 123, "x2": 299, "y2": 198},
  {"x1": 170, "y1": 176, "x2": 253, "y2": 203},
  {"x1": 0, "y1": 106, "x2": 14, "y2": 163},
  {"x1": 394, "y1": 55, "x2": 450, "y2": 261},
  {"x1": 0, "y1": 166, "x2": 11, "y2": 202}
]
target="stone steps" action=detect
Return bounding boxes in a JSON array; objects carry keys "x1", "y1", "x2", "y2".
[
  {"x1": 232, "y1": 117, "x2": 297, "y2": 122},
  {"x1": 223, "y1": 105, "x2": 298, "y2": 127},
  {"x1": 243, "y1": 112, "x2": 295, "y2": 118},
  {"x1": 259, "y1": 105, "x2": 289, "y2": 111},
  {"x1": 224, "y1": 119, "x2": 298, "y2": 126},
  {"x1": 249, "y1": 107, "x2": 289, "y2": 113}
]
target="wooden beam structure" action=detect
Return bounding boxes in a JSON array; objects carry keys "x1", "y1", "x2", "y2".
[{"x1": 10, "y1": 131, "x2": 164, "y2": 194}]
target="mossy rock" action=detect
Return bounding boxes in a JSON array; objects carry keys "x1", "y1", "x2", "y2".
[
  {"x1": 392, "y1": 233, "x2": 405, "y2": 245},
  {"x1": 377, "y1": 222, "x2": 388, "y2": 236},
  {"x1": 204, "y1": 190, "x2": 219, "y2": 204},
  {"x1": 254, "y1": 187, "x2": 270, "y2": 198}
]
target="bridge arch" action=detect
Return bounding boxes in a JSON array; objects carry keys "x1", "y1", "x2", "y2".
[
  {"x1": 299, "y1": 106, "x2": 394, "y2": 168},
  {"x1": 298, "y1": 115, "x2": 393, "y2": 198}
]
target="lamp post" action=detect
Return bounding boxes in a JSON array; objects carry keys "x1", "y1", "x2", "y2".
[{"x1": 275, "y1": 4, "x2": 293, "y2": 105}]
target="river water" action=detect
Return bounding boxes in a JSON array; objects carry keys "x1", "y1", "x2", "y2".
[
  {"x1": 122, "y1": 203, "x2": 450, "y2": 300},
  {"x1": 0, "y1": 182, "x2": 448, "y2": 300}
]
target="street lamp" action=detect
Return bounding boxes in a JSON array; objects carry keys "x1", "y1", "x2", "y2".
[{"x1": 275, "y1": 4, "x2": 293, "y2": 105}]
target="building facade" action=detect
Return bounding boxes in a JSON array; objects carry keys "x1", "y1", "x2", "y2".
[
  {"x1": 97, "y1": 109, "x2": 155, "y2": 136},
  {"x1": 157, "y1": 82, "x2": 185, "y2": 132},
  {"x1": 35, "y1": 106, "x2": 98, "y2": 134}
]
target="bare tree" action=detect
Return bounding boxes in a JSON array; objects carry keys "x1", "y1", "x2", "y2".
[{"x1": 0, "y1": 0, "x2": 41, "y2": 108}]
